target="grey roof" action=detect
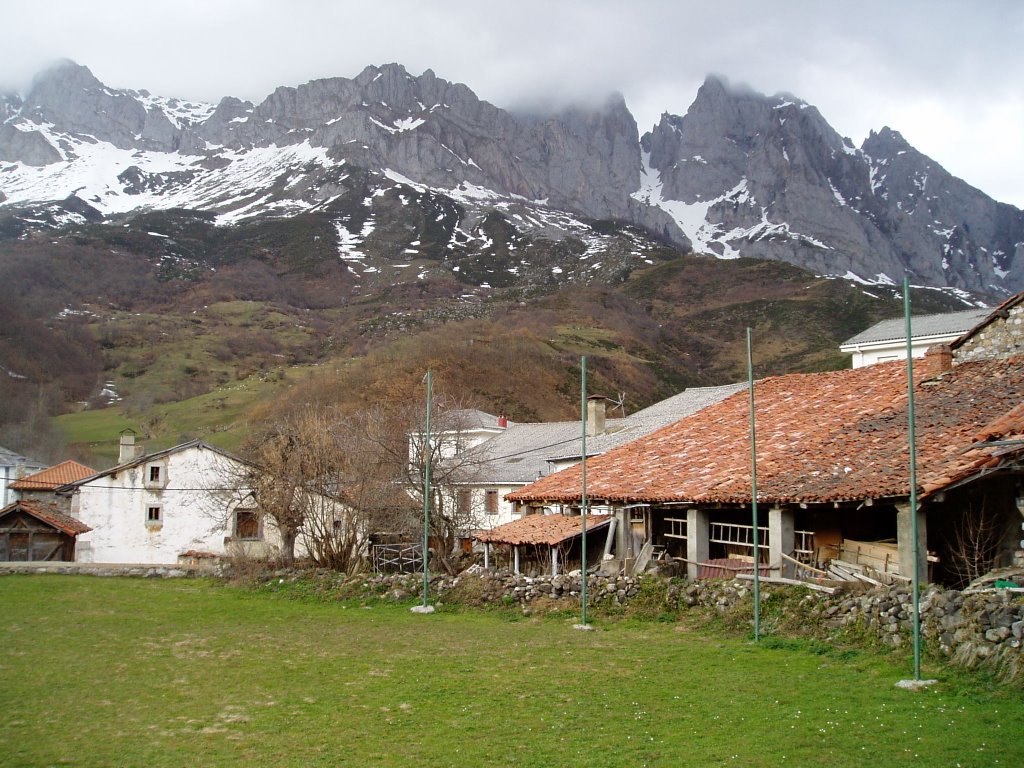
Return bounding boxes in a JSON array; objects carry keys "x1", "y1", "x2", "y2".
[
  {"x1": 440, "y1": 409, "x2": 507, "y2": 431},
  {"x1": 0, "y1": 445, "x2": 45, "y2": 469},
  {"x1": 465, "y1": 384, "x2": 746, "y2": 485},
  {"x1": 841, "y1": 308, "x2": 991, "y2": 347},
  {"x1": 465, "y1": 420, "x2": 609, "y2": 485}
]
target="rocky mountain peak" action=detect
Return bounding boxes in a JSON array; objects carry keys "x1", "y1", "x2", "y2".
[
  {"x1": 1, "y1": 62, "x2": 1020, "y2": 296},
  {"x1": 862, "y1": 126, "x2": 913, "y2": 157}
]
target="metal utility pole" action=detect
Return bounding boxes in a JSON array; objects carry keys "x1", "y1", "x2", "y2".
[
  {"x1": 747, "y1": 328, "x2": 761, "y2": 642},
  {"x1": 411, "y1": 369, "x2": 434, "y2": 614},
  {"x1": 580, "y1": 356, "x2": 589, "y2": 628},
  {"x1": 903, "y1": 278, "x2": 922, "y2": 679}
]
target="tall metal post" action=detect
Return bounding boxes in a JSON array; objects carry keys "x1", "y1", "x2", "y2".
[
  {"x1": 747, "y1": 328, "x2": 761, "y2": 642},
  {"x1": 903, "y1": 278, "x2": 922, "y2": 680},
  {"x1": 580, "y1": 356, "x2": 589, "y2": 627},
  {"x1": 422, "y1": 369, "x2": 432, "y2": 609}
]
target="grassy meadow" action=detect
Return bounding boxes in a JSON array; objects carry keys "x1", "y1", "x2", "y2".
[{"x1": 1, "y1": 575, "x2": 1022, "y2": 767}]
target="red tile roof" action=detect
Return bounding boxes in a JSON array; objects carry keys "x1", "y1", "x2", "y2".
[
  {"x1": 0, "y1": 500, "x2": 92, "y2": 535},
  {"x1": 8, "y1": 460, "x2": 96, "y2": 491},
  {"x1": 475, "y1": 514, "x2": 610, "y2": 546},
  {"x1": 507, "y1": 356, "x2": 1024, "y2": 506}
]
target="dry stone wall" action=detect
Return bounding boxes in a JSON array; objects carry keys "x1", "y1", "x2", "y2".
[{"x1": 955, "y1": 303, "x2": 1024, "y2": 362}]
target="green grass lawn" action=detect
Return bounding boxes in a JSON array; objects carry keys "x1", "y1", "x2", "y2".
[{"x1": 1, "y1": 576, "x2": 1022, "y2": 767}]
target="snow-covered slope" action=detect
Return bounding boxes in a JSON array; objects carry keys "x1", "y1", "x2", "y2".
[
  {"x1": 638, "y1": 77, "x2": 1024, "y2": 294},
  {"x1": 2, "y1": 61, "x2": 1022, "y2": 296}
]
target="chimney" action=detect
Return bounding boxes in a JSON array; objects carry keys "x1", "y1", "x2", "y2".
[
  {"x1": 586, "y1": 396, "x2": 607, "y2": 437},
  {"x1": 118, "y1": 430, "x2": 141, "y2": 464},
  {"x1": 497, "y1": 415, "x2": 508, "y2": 428},
  {"x1": 923, "y1": 344, "x2": 953, "y2": 376}
]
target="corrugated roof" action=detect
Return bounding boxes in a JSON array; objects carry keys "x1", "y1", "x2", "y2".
[
  {"x1": 0, "y1": 500, "x2": 92, "y2": 535},
  {"x1": 8, "y1": 460, "x2": 96, "y2": 490},
  {"x1": 507, "y1": 356, "x2": 1024, "y2": 506},
  {"x1": 475, "y1": 514, "x2": 610, "y2": 546},
  {"x1": 841, "y1": 308, "x2": 990, "y2": 347}
]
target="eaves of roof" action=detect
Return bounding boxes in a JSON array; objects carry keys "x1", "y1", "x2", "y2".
[
  {"x1": 56, "y1": 439, "x2": 248, "y2": 492},
  {"x1": 475, "y1": 514, "x2": 610, "y2": 546},
  {"x1": 507, "y1": 356, "x2": 1024, "y2": 507},
  {"x1": 0, "y1": 500, "x2": 92, "y2": 535}
]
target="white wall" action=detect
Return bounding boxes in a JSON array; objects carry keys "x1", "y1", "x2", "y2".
[
  {"x1": 842, "y1": 335, "x2": 960, "y2": 368},
  {"x1": 72, "y1": 445, "x2": 284, "y2": 564}
]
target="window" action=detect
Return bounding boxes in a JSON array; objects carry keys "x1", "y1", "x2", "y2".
[
  {"x1": 458, "y1": 489, "x2": 472, "y2": 515},
  {"x1": 146, "y1": 505, "x2": 162, "y2": 526},
  {"x1": 234, "y1": 509, "x2": 260, "y2": 541},
  {"x1": 145, "y1": 463, "x2": 166, "y2": 488},
  {"x1": 485, "y1": 490, "x2": 498, "y2": 515}
]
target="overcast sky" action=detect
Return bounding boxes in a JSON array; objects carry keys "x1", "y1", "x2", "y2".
[{"x1": 3, "y1": 0, "x2": 1022, "y2": 207}]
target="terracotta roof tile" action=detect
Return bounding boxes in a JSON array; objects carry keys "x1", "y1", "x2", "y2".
[
  {"x1": 507, "y1": 356, "x2": 1024, "y2": 506},
  {"x1": 8, "y1": 460, "x2": 96, "y2": 491},
  {"x1": 0, "y1": 500, "x2": 92, "y2": 535},
  {"x1": 476, "y1": 514, "x2": 610, "y2": 546}
]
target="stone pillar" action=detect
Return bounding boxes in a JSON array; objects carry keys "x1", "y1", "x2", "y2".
[
  {"x1": 551, "y1": 547, "x2": 559, "y2": 577},
  {"x1": 513, "y1": 546, "x2": 520, "y2": 575},
  {"x1": 686, "y1": 507, "x2": 710, "y2": 580},
  {"x1": 483, "y1": 542, "x2": 490, "y2": 569},
  {"x1": 896, "y1": 502, "x2": 928, "y2": 584},
  {"x1": 768, "y1": 506, "x2": 795, "y2": 577}
]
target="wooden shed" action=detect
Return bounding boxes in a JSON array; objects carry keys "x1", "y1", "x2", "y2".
[
  {"x1": 475, "y1": 513, "x2": 611, "y2": 576},
  {"x1": 0, "y1": 500, "x2": 92, "y2": 562}
]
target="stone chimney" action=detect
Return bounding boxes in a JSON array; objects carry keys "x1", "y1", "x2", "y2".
[
  {"x1": 586, "y1": 396, "x2": 607, "y2": 437},
  {"x1": 118, "y1": 430, "x2": 141, "y2": 464},
  {"x1": 922, "y1": 344, "x2": 953, "y2": 376},
  {"x1": 497, "y1": 415, "x2": 508, "y2": 428}
]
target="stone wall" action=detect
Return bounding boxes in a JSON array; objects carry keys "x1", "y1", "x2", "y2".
[
  {"x1": 0, "y1": 561, "x2": 217, "y2": 578},
  {"x1": 675, "y1": 577, "x2": 1023, "y2": 680},
  {"x1": 954, "y1": 302, "x2": 1024, "y2": 363},
  {"x1": 360, "y1": 569, "x2": 1023, "y2": 681}
]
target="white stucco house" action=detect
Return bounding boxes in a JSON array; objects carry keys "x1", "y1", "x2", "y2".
[
  {"x1": 57, "y1": 434, "x2": 285, "y2": 564},
  {"x1": 839, "y1": 306, "x2": 990, "y2": 367}
]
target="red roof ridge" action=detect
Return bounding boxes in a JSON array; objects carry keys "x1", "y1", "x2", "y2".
[{"x1": 8, "y1": 459, "x2": 97, "y2": 490}]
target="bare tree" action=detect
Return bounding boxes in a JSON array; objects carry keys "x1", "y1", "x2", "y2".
[
  {"x1": 235, "y1": 404, "x2": 419, "y2": 572},
  {"x1": 354, "y1": 390, "x2": 488, "y2": 574},
  {"x1": 946, "y1": 499, "x2": 1003, "y2": 588},
  {"x1": 241, "y1": 406, "x2": 350, "y2": 568}
]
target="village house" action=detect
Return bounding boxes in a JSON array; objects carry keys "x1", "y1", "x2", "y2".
[
  {"x1": 7, "y1": 459, "x2": 96, "y2": 514},
  {"x1": 56, "y1": 433, "x2": 284, "y2": 565},
  {"x1": 455, "y1": 385, "x2": 745, "y2": 532},
  {"x1": 506, "y1": 300, "x2": 1024, "y2": 589},
  {"x1": 840, "y1": 305, "x2": 991, "y2": 368},
  {"x1": 0, "y1": 445, "x2": 46, "y2": 507}
]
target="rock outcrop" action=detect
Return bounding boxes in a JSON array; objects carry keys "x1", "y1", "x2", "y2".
[{"x1": 1, "y1": 62, "x2": 1021, "y2": 294}]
